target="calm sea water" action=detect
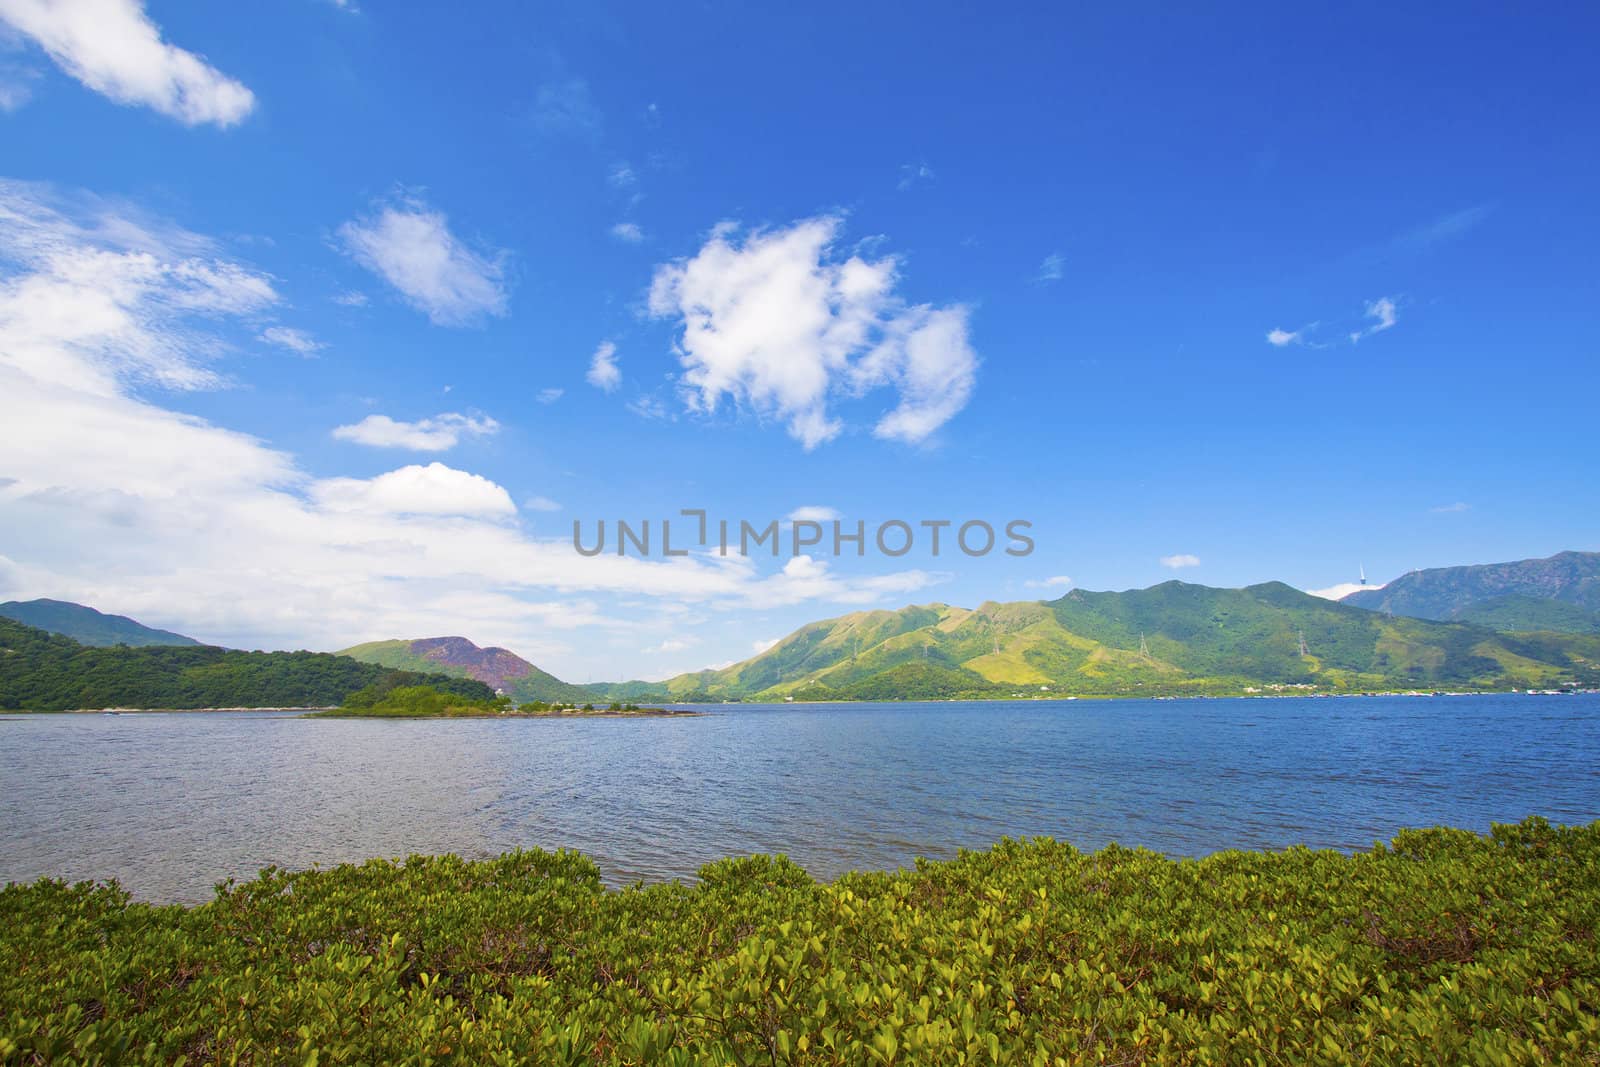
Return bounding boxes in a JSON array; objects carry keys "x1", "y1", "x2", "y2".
[{"x1": 2, "y1": 695, "x2": 1597, "y2": 902}]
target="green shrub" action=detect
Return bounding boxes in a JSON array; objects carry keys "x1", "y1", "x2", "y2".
[{"x1": 2, "y1": 818, "x2": 1597, "y2": 1063}]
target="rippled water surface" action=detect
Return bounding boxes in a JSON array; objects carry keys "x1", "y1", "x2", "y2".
[{"x1": 3, "y1": 695, "x2": 1597, "y2": 901}]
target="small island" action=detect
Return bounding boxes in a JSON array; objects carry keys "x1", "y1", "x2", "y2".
[{"x1": 306, "y1": 683, "x2": 695, "y2": 718}]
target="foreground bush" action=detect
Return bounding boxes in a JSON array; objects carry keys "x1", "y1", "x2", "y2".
[{"x1": 2, "y1": 818, "x2": 1597, "y2": 1064}]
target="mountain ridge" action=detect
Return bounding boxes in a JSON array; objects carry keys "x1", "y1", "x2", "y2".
[
  {"x1": 1341, "y1": 551, "x2": 1600, "y2": 633},
  {"x1": 0, "y1": 599, "x2": 201, "y2": 648}
]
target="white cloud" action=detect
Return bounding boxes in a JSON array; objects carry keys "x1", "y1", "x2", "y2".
[
  {"x1": 751, "y1": 636, "x2": 780, "y2": 654},
  {"x1": 1349, "y1": 296, "x2": 1398, "y2": 342},
  {"x1": 648, "y1": 216, "x2": 978, "y2": 449},
  {"x1": 1308, "y1": 581, "x2": 1386, "y2": 601},
  {"x1": 897, "y1": 161, "x2": 934, "y2": 191},
  {"x1": 0, "y1": 183, "x2": 946, "y2": 670},
  {"x1": 1024, "y1": 575, "x2": 1072, "y2": 589},
  {"x1": 610, "y1": 221, "x2": 644, "y2": 243},
  {"x1": 645, "y1": 637, "x2": 694, "y2": 654},
  {"x1": 1266, "y1": 327, "x2": 1300, "y2": 347},
  {"x1": 1160, "y1": 554, "x2": 1200, "y2": 569},
  {"x1": 259, "y1": 326, "x2": 323, "y2": 355},
  {"x1": 331, "y1": 412, "x2": 498, "y2": 452},
  {"x1": 586, "y1": 340, "x2": 620, "y2": 392},
  {"x1": 312, "y1": 462, "x2": 516, "y2": 517},
  {"x1": 626, "y1": 393, "x2": 669, "y2": 420},
  {"x1": 0, "y1": 0, "x2": 254, "y2": 126},
  {"x1": 337, "y1": 195, "x2": 508, "y2": 326},
  {"x1": 787, "y1": 505, "x2": 840, "y2": 522},
  {"x1": 331, "y1": 289, "x2": 368, "y2": 307},
  {"x1": 524, "y1": 495, "x2": 561, "y2": 512},
  {"x1": 1430, "y1": 501, "x2": 1470, "y2": 514},
  {"x1": 531, "y1": 76, "x2": 599, "y2": 137},
  {"x1": 607, "y1": 163, "x2": 636, "y2": 188},
  {"x1": 536, "y1": 387, "x2": 563, "y2": 404},
  {"x1": 0, "y1": 60, "x2": 39, "y2": 111},
  {"x1": 1035, "y1": 252, "x2": 1064, "y2": 284}
]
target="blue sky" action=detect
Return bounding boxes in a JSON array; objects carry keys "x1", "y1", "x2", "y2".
[{"x1": 0, "y1": 1, "x2": 1595, "y2": 680}]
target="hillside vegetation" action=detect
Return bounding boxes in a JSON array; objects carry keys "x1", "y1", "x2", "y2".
[
  {"x1": 2, "y1": 819, "x2": 1596, "y2": 1063},
  {"x1": 1344, "y1": 550, "x2": 1600, "y2": 633},
  {"x1": 0, "y1": 620, "x2": 495, "y2": 711},
  {"x1": 0, "y1": 599, "x2": 199, "y2": 648},
  {"x1": 639, "y1": 582, "x2": 1599, "y2": 701},
  {"x1": 339, "y1": 637, "x2": 593, "y2": 703}
]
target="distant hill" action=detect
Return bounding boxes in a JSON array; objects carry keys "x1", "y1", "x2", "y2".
[
  {"x1": 1342, "y1": 551, "x2": 1600, "y2": 633},
  {"x1": 642, "y1": 581, "x2": 1600, "y2": 700},
  {"x1": 0, "y1": 619, "x2": 495, "y2": 711},
  {"x1": 338, "y1": 636, "x2": 591, "y2": 703},
  {"x1": 0, "y1": 598, "x2": 200, "y2": 647}
]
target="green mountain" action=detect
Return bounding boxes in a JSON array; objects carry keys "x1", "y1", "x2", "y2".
[
  {"x1": 1342, "y1": 551, "x2": 1600, "y2": 633},
  {"x1": 338, "y1": 636, "x2": 591, "y2": 703},
  {"x1": 646, "y1": 581, "x2": 1600, "y2": 700},
  {"x1": 0, "y1": 598, "x2": 200, "y2": 647},
  {"x1": 0, "y1": 619, "x2": 495, "y2": 711}
]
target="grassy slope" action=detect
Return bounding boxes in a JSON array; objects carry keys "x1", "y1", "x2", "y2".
[{"x1": 651, "y1": 582, "x2": 1592, "y2": 701}]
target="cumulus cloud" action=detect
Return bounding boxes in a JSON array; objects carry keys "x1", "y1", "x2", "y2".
[
  {"x1": 259, "y1": 326, "x2": 323, "y2": 355},
  {"x1": 337, "y1": 195, "x2": 508, "y2": 326},
  {"x1": 609, "y1": 221, "x2": 644, "y2": 243},
  {"x1": 312, "y1": 462, "x2": 516, "y2": 517},
  {"x1": 1266, "y1": 327, "x2": 1301, "y2": 347},
  {"x1": 787, "y1": 505, "x2": 840, "y2": 522},
  {"x1": 1160, "y1": 554, "x2": 1200, "y2": 569},
  {"x1": 586, "y1": 340, "x2": 620, "y2": 392},
  {"x1": 331, "y1": 412, "x2": 498, "y2": 452},
  {"x1": 0, "y1": 182, "x2": 945, "y2": 666},
  {"x1": 1024, "y1": 575, "x2": 1072, "y2": 589},
  {"x1": 648, "y1": 216, "x2": 978, "y2": 448},
  {"x1": 0, "y1": 0, "x2": 254, "y2": 126}
]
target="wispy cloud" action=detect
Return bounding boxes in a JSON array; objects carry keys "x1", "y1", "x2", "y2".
[
  {"x1": 787, "y1": 505, "x2": 841, "y2": 523},
  {"x1": 586, "y1": 341, "x2": 620, "y2": 392},
  {"x1": 648, "y1": 215, "x2": 978, "y2": 448},
  {"x1": 1034, "y1": 252, "x2": 1065, "y2": 284},
  {"x1": 1160, "y1": 554, "x2": 1200, "y2": 569},
  {"x1": 610, "y1": 221, "x2": 644, "y2": 244},
  {"x1": 1349, "y1": 296, "x2": 1398, "y2": 343},
  {"x1": 331, "y1": 289, "x2": 368, "y2": 307},
  {"x1": 607, "y1": 163, "x2": 636, "y2": 189},
  {"x1": 338, "y1": 194, "x2": 509, "y2": 326},
  {"x1": 897, "y1": 161, "x2": 934, "y2": 191},
  {"x1": 331, "y1": 412, "x2": 499, "y2": 452},
  {"x1": 536, "y1": 387, "x2": 563, "y2": 404},
  {"x1": 524, "y1": 495, "x2": 561, "y2": 512},
  {"x1": 531, "y1": 76, "x2": 600, "y2": 138},
  {"x1": 1024, "y1": 575, "x2": 1072, "y2": 589},
  {"x1": 0, "y1": 0, "x2": 254, "y2": 126},
  {"x1": 259, "y1": 326, "x2": 324, "y2": 356},
  {"x1": 1430, "y1": 501, "x2": 1470, "y2": 514}
]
